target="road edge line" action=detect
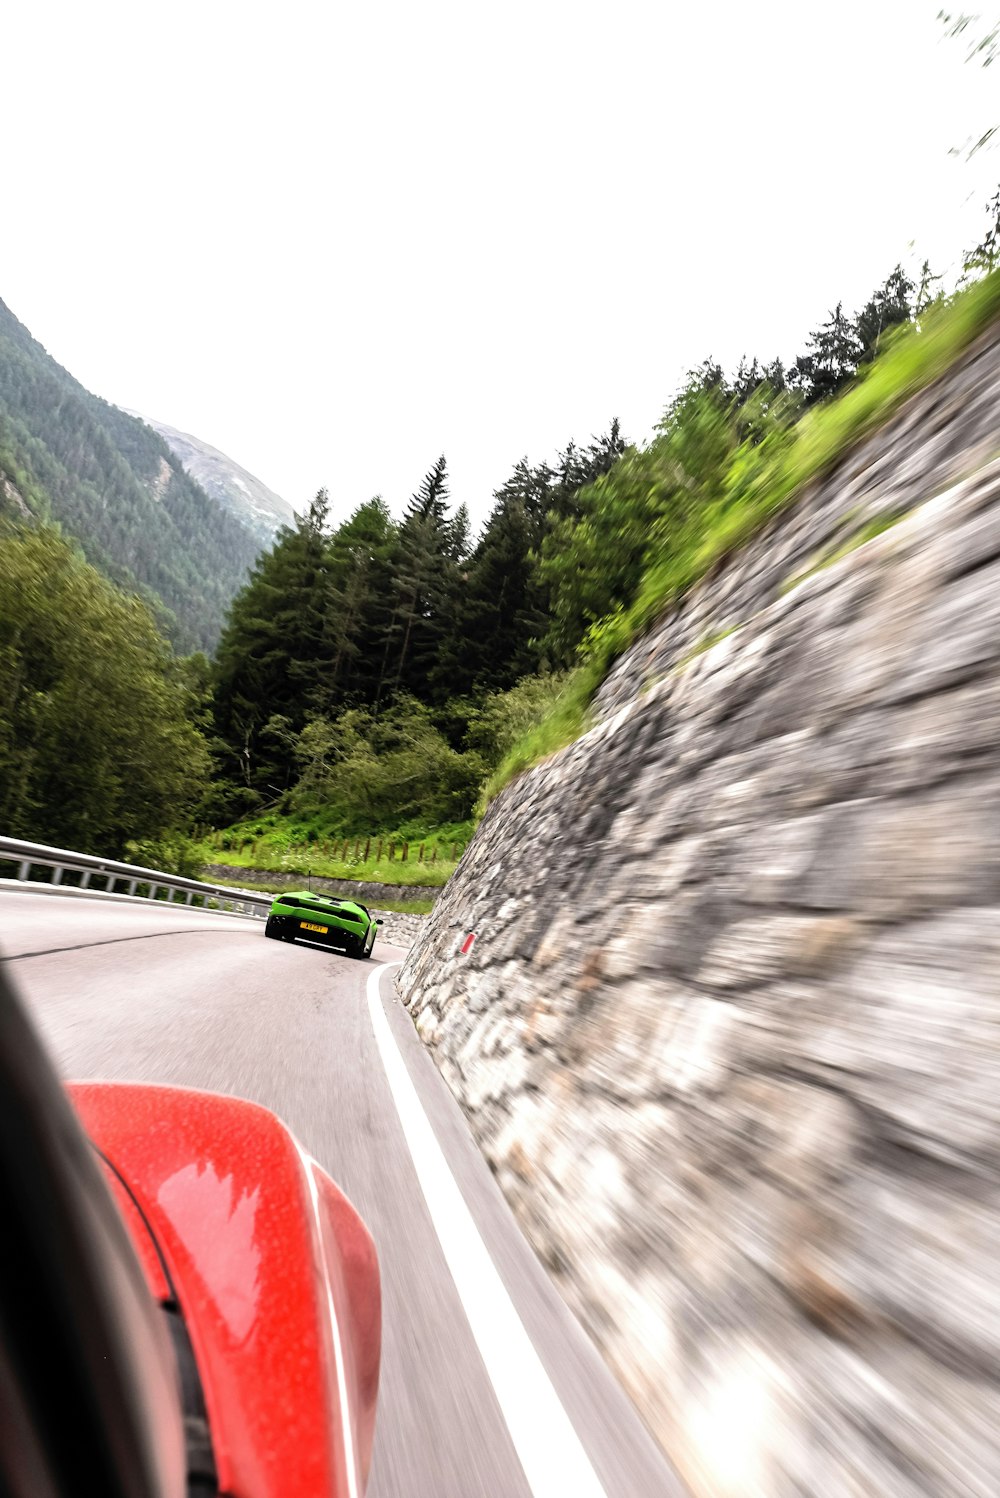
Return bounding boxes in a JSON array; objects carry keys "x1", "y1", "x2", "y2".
[{"x1": 364, "y1": 962, "x2": 608, "y2": 1498}]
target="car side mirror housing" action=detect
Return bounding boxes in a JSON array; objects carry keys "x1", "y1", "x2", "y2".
[{"x1": 375, "y1": 919, "x2": 384, "y2": 926}]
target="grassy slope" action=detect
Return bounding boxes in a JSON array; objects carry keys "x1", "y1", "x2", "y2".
[
  {"x1": 486, "y1": 272, "x2": 1000, "y2": 801},
  {"x1": 195, "y1": 814, "x2": 473, "y2": 889}
]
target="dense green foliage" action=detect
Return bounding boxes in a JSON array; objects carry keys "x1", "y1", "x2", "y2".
[
  {"x1": 0, "y1": 524, "x2": 210, "y2": 853},
  {"x1": 0, "y1": 299, "x2": 263, "y2": 651},
  {"x1": 200, "y1": 674, "x2": 570, "y2": 879},
  {"x1": 208, "y1": 231, "x2": 1000, "y2": 833},
  {"x1": 5, "y1": 190, "x2": 1000, "y2": 869},
  {"x1": 208, "y1": 439, "x2": 619, "y2": 829},
  {"x1": 290, "y1": 699, "x2": 484, "y2": 827}
]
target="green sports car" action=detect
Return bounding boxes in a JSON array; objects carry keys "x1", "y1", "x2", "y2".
[{"x1": 264, "y1": 891, "x2": 383, "y2": 959}]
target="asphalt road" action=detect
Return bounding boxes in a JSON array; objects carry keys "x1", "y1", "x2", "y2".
[{"x1": 1, "y1": 890, "x2": 681, "y2": 1498}]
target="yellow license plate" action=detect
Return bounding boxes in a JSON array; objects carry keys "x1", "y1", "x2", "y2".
[{"x1": 300, "y1": 921, "x2": 328, "y2": 934}]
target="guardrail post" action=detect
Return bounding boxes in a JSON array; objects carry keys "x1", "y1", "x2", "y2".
[
  {"x1": 185, "y1": 890, "x2": 194, "y2": 904},
  {"x1": 52, "y1": 867, "x2": 63, "y2": 886},
  {"x1": 128, "y1": 879, "x2": 137, "y2": 896},
  {"x1": 80, "y1": 871, "x2": 91, "y2": 889},
  {"x1": 148, "y1": 884, "x2": 159, "y2": 900},
  {"x1": 17, "y1": 861, "x2": 30, "y2": 881}
]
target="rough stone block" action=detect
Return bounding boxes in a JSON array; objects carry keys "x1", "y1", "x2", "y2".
[{"x1": 697, "y1": 914, "x2": 862, "y2": 990}]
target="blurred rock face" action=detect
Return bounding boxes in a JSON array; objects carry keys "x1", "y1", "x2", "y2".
[{"x1": 400, "y1": 339, "x2": 1000, "y2": 1497}]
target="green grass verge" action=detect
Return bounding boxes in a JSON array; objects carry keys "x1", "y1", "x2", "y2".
[
  {"x1": 487, "y1": 272, "x2": 1000, "y2": 801},
  {"x1": 366, "y1": 897, "x2": 435, "y2": 915},
  {"x1": 195, "y1": 815, "x2": 472, "y2": 888},
  {"x1": 201, "y1": 848, "x2": 455, "y2": 887}
]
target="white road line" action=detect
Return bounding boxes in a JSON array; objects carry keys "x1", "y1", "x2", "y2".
[{"x1": 365, "y1": 963, "x2": 609, "y2": 1498}]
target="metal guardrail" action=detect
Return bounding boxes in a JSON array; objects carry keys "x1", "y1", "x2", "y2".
[{"x1": 0, "y1": 836, "x2": 272, "y2": 918}]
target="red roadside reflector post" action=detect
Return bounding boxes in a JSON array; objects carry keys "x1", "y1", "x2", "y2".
[{"x1": 460, "y1": 932, "x2": 477, "y2": 955}]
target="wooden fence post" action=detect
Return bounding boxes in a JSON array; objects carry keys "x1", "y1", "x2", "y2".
[
  {"x1": 431, "y1": 844, "x2": 437, "y2": 863},
  {"x1": 376, "y1": 838, "x2": 383, "y2": 862},
  {"x1": 341, "y1": 839, "x2": 349, "y2": 861},
  {"x1": 418, "y1": 843, "x2": 425, "y2": 863},
  {"x1": 450, "y1": 843, "x2": 456, "y2": 860},
  {"x1": 364, "y1": 837, "x2": 371, "y2": 862},
  {"x1": 354, "y1": 839, "x2": 360, "y2": 860},
  {"x1": 402, "y1": 842, "x2": 409, "y2": 862},
  {"x1": 388, "y1": 842, "x2": 394, "y2": 861}
]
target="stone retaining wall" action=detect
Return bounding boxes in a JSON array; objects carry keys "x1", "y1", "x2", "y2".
[
  {"x1": 371, "y1": 908, "x2": 426, "y2": 948},
  {"x1": 398, "y1": 333, "x2": 1000, "y2": 1498}
]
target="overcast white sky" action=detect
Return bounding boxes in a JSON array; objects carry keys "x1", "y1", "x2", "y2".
[{"x1": 3, "y1": 1, "x2": 998, "y2": 529}]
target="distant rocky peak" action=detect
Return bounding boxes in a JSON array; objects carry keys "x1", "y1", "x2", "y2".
[{"x1": 127, "y1": 413, "x2": 297, "y2": 544}]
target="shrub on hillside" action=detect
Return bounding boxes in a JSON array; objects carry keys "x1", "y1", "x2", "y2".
[{"x1": 289, "y1": 697, "x2": 485, "y2": 827}]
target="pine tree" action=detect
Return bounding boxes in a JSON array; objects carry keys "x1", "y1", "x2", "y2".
[
  {"x1": 491, "y1": 457, "x2": 555, "y2": 538},
  {"x1": 855, "y1": 265, "x2": 914, "y2": 363},
  {"x1": 790, "y1": 302, "x2": 864, "y2": 404},
  {"x1": 212, "y1": 489, "x2": 333, "y2": 794},
  {"x1": 317, "y1": 497, "x2": 397, "y2": 709},
  {"x1": 377, "y1": 457, "x2": 462, "y2": 705},
  {"x1": 445, "y1": 502, "x2": 471, "y2": 563},
  {"x1": 436, "y1": 495, "x2": 542, "y2": 697}
]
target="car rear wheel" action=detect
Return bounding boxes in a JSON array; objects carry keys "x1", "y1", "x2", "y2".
[{"x1": 264, "y1": 916, "x2": 281, "y2": 940}]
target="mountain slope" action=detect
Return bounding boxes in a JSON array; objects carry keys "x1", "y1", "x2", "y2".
[
  {"x1": 132, "y1": 415, "x2": 296, "y2": 544},
  {"x1": 0, "y1": 297, "x2": 263, "y2": 652}
]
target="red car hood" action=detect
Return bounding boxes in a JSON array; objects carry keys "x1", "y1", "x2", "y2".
[{"x1": 69, "y1": 1082, "x2": 380, "y2": 1498}]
